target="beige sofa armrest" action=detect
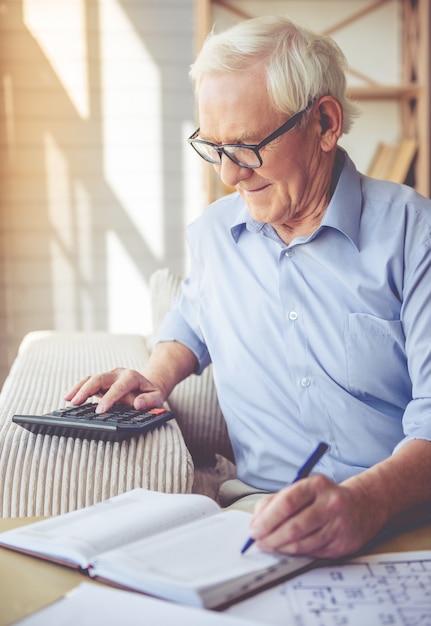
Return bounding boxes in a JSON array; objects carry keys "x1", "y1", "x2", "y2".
[{"x1": 0, "y1": 331, "x2": 193, "y2": 517}]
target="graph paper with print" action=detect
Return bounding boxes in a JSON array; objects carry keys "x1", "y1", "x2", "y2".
[{"x1": 226, "y1": 550, "x2": 431, "y2": 626}]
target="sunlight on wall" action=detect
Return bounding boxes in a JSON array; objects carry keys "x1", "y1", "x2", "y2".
[
  {"x1": 23, "y1": 0, "x2": 89, "y2": 118},
  {"x1": 99, "y1": 0, "x2": 164, "y2": 263},
  {"x1": 107, "y1": 230, "x2": 151, "y2": 334},
  {"x1": 44, "y1": 131, "x2": 76, "y2": 327},
  {"x1": 45, "y1": 132, "x2": 95, "y2": 328},
  {"x1": 3, "y1": 74, "x2": 16, "y2": 162}
]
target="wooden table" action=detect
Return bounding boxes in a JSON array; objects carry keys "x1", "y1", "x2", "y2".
[
  {"x1": 0, "y1": 518, "x2": 95, "y2": 626},
  {"x1": 1, "y1": 517, "x2": 430, "y2": 625}
]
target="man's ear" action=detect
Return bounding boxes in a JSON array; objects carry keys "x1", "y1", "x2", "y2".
[{"x1": 314, "y1": 96, "x2": 343, "y2": 152}]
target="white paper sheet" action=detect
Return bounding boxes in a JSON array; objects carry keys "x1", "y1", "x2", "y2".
[
  {"x1": 14, "y1": 583, "x2": 263, "y2": 626},
  {"x1": 226, "y1": 550, "x2": 431, "y2": 625}
]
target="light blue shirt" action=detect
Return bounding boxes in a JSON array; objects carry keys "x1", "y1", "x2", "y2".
[{"x1": 158, "y1": 151, "x2": 431, "y2": 491}]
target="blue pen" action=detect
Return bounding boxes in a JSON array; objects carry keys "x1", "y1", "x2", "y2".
[{"x1": 240, "y1": 442, "x2": 330, "y2": 554}]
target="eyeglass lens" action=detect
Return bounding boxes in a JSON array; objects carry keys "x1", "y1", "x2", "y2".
[
  {"x1": 189, "y1": 105, "x2": 309, "y2": 169},
  {"x1": 193, "y1": 143, "x2": 261, "y2": 168}
]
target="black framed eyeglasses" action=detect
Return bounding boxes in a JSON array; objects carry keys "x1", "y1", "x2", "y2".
[{"x1": 188, "y1": 106, "x2": 309, "y2": 169}]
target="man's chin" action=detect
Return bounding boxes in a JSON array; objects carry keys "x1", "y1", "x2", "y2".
[{"x1": 245, "y1": 203, "x2": 270, "y2": 224}]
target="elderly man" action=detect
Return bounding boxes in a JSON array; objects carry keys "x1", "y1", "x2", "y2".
[{"x1": 66, "y1": 16, "x2": 431, "y2": 559}]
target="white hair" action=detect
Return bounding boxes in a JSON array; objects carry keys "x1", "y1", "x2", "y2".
[{"x1": 190, "y1": 15, "x2": 359, "y2": 134}]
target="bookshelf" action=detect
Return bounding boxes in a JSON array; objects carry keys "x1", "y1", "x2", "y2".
[{"x1": 367, "y1": 138, "x2": 418, "y2": 182}]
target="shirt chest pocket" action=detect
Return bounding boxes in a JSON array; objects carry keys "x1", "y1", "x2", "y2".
[{"x1": 344, "y1": 313, "x2": 411, "y2": 409}]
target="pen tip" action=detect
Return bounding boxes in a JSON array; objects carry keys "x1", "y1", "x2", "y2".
[{"x1": 241, "y1": 537, "x2": 255, "y2": 554}]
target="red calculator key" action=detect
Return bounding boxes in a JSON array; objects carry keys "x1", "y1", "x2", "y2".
[{"x1": 148, "y1": 408, "x2": 168, "y2": 415}]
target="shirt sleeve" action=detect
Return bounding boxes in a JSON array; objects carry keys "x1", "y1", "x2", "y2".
[
  {"x1": 395, "y1": 216, "x2": 431, "y2": 451},
  {"x1": 156, "y1": 305, "x2": 212, "y2": 375}
]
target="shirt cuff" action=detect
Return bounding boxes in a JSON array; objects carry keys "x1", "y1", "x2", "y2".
[{"x1": 154, "y1": 309, "x2": 211, "y2": 375}]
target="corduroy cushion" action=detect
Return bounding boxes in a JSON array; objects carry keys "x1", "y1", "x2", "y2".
[
  {"x1": 149, "y1": 268, "x2": 234, "y2": 466},
  {"x1": 0, "y1": 331, "x2": 193, "y2": 517}
]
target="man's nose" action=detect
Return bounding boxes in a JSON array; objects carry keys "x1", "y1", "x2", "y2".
[{"x1": 217, "y1": 154, "x2": 253, "y2": 188}]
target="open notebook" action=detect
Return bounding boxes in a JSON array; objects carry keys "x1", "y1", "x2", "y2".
[{"x1": 0, "y1": 488, "x2": 315, "y2": 609}]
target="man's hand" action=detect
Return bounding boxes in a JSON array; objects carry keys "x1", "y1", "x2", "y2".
[
  {"x1": 248, "y1": 439, "x2": 431, "y2": 559},
  {"x1": 64, "y1": 368, "x2": 165, "y2": 413},
  {"x1": 64, "y1": 339, "x2": 199, "y2": 414},
  {"x1": 249, "y1": 475, "x2": 378, "y2": 559}
]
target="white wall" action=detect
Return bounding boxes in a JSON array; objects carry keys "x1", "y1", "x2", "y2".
[{"x1": 0, "y1": 0, "x2": 202, "y2": 385}]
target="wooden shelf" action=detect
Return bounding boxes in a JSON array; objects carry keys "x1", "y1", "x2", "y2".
[{"x1": 348, "y1": 84, "x2": 421, "y2": 101}]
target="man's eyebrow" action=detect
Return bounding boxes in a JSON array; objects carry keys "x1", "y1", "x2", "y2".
[
  {"x1": 235, "y1": 131, "x2": 261, "y2": 144},
  {"x1": 198, "y1": 129, "x2": 263, "y2": 145}
]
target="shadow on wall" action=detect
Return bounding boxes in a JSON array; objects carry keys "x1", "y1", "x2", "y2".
[{"x1": 0, "y1": 0, "x2": 196, "y2": 386}]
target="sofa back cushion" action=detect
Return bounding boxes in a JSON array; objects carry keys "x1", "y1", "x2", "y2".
[{"x1": 149, "y1": 268, "x2": 234, "y2": 465}]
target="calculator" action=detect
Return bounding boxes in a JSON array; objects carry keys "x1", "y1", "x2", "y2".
[{"x1": 13, "y1": 402, "x2": 175, "y2": 441}]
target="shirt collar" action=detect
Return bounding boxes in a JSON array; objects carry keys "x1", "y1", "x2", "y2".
[
  {"x1": 230, "y1": 203, "x2": 254, "y2": 242},
  {"x1": 230, "y1": 149, "x2": 362, "y2": 250},
  {"x1": 320, "y1": 150, "x2": 361, "y2": 250}
]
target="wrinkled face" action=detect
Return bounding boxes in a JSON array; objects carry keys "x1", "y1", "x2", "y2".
[{"x1": 197, "y1": 63, "x2": 326, "y2": 230}]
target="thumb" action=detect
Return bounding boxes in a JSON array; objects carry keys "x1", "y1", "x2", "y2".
[{"x1": 134, "y1": 391, "x2": 165, "y2": 411}]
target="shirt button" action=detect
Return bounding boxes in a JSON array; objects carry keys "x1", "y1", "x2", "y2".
[
  {"x1": 300, "y1": 377, "x2": 311, "y2": 388},
  {"x1": 285, "y1": 250, "x2": 293, "y2": 258},
  {"x1": 289, "y1": 311, "x2": 298, "y2": 321}
]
